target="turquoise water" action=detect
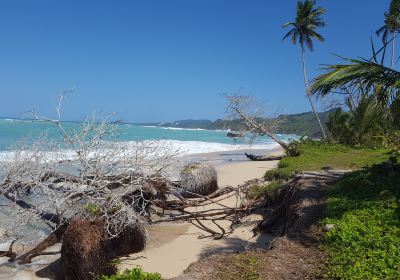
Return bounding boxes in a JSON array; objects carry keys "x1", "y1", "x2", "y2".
[{"x1": 0, "y1": 118, "x2": 297, "y2": 154}]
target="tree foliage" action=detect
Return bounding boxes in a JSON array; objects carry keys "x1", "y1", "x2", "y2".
[
  {"x1": 282, "y1": 0, "x2": 325, "y2": 51},
  {"x1": 327, "y1": 95, "x2": 390, "y2": 145}
]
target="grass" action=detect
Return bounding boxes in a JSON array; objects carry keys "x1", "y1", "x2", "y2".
[
  {"x1": 322, "y1": 162, "x2": 400, "y2": 279},
  {"x1": 265, "y1": 142, "x2": 389, "y2": 180},
  {"x1": 213, "y1": 251, "x2": 265, "y2": 280}
]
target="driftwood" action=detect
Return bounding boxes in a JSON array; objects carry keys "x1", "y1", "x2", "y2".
[
  {"x1": 152, "y1": 179, "x2": 266, "y2": 239},
  {"x1": 226, "y1": 132, "x2": 244, "y2": 138},
  {"x1": 245, "y1": 153, "x2": 283, "y2": 161}
]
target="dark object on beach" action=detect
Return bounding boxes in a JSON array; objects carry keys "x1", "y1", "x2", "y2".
[
  {"x1": 244, "y1": 153, "x2": 283, "y2": 161},
  {"x1": 106, "y1": 223, "x2": 147, "y2": 257},
  {"x1": 61, "y1": 219, "x2": 112, "y2": 280},
  {"x1": 226, "y1": 132, "x2": 244, "y2": 138},
  {"x1": 179, "y1": 163, "x2": 218, "y2": 197},
  {"x1": 60, "y1": 218, "x2": 146, "y2": 280}
]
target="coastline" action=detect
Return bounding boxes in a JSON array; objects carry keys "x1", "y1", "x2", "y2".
[{"x1": 119, "y1": 147, "x2": 284, "y2": 279}]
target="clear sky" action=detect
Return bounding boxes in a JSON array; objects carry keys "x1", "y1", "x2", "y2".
[{"x1": 0, "y1": 0, "x2": 391, "y2": 122}]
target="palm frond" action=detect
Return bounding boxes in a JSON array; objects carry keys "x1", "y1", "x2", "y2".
[
  {"x1": 376, "y1": 24, "x2": 389, "y2": 43},
  {"x1": 310, "y1": 58, "x2": 400, "y2": 103},
  {"x1": 282, "y1": 22, "x2": 295, "y2": 28},
  {"x1": 310, "y1": 30, "x2": 324, "y2": 42},
  {"x1": 282, "y1": 29, "x2": 297, "y2": 42}
]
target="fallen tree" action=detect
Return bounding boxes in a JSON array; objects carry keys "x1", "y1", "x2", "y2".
[
  {"x1": 225, "y1": 94, "x2": 289, "y2": 150},
  {"x1": 0, "y1": 94, "x2": 271, "y2": 278}
]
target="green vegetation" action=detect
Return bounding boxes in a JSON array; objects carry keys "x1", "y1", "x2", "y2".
[
  {"x1": 263, "y1": 140, "x2": 399, "y2": 279},
  {"x1": 264, "y1": 141, "x2": 389, "y2": 181},
  {"x1": 84, "y1": 203, "x2": 101, "y2": 216},
  {"x1": 326, "y1": 95, "x2": 391, "y2": 145},
  {"x1": 139, "y1": 109, "x2": 333, "y2": 138},
  {"x1": 272, "y1": 109, "x2": 332, "y2": 138},
  {"x1": 100, "y1": 268, "x2": 161, "y2": 280},
  {"x1": 322, "y1": 162, "x2": 400, "y2": 279},
  {"x1": 248, "y1": 181, "x2": 282, "y2": 201}
]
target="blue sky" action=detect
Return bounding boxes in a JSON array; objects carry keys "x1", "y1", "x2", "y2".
[{"x1": 0, "y1": 0, "x2": 391, "y2": 122}]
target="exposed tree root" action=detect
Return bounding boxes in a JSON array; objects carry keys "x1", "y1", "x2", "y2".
[
  {"x1": 16, "y1": 225, "x2": 66, "y2": 264},
  {"x1": 0, "y1": 239, "x2": 16, "y2": 261}
]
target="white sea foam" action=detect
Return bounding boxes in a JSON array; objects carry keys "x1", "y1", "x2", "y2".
[
  {"x1": 0, "y1": 139, "x2": 279, "y2": 162},
  {"x1": 159, "y1": 127, "x2": 207, "y2": 131},
  {"x1": 140, "y1": 125, "x2": 209, "y2": 131},
  {"x1": 157, "y1": 139, "x2": 279, "y2": 155}
]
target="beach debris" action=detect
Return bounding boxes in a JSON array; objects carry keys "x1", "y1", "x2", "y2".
[
  {"x1": 0, "y1": 94, "x2": 179, "y2": 270},
  {"x1": 0, "y1": 239, "x2": 16, "y2": 261},
  {"x1": 244, "y1": 153, "x2": 283, "y2": 161},
  {"x1": 179, "y1": 163, "x2": 218, "y2": 197},
  {"x1": 153, "y1": 178, "x2": 266, "y2": 239},
  {"x1": 61, "y1": 218, "x2": 115, "y2": 279},
  {"x1": 61, "y1": 218, "x2": 146, "y2": 279}
]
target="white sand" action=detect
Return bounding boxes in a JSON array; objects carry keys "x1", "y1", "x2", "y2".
[{"x1": 119, "y1": 150, "x2": 282, "y2": 279}]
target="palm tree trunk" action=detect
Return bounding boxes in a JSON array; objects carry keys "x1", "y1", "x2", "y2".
[
  {"x1": 391, "y1": 32, "x2": 395, "y2": 69},
  {"x1": 301, "y1": 45, "x2": 327, "y2": 139}
]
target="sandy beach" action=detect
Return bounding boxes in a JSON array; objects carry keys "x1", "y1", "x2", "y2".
[{"x1": 119, "y1": 148, "x2": 283, "y2": 279}]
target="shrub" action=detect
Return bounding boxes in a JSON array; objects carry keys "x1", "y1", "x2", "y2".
[
  {"x1": 248, "y1": 181, "x2": 282, "y2": 201},
  {"x1": 286, "y1": 141, "x2": 301, "y2": 157},
  {"x1": 264, "y1": 169, "x2": 291, "y2": 181},
  {"x1": 100, "y1": 268, "x2": 161, "y2": 280},
  {"x1": 326, "y1": 96, "x2": 391, "y2": 146}
]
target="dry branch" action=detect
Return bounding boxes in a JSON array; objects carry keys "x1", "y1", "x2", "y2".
[{"x1": 225, "y1": 94, "x2": 289, "y2": 150}]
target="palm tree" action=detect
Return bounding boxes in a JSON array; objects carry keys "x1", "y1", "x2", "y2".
[
  {"x1": 282, "y1": 0, "x2": 327, "y2": 139},
  {"x1": 327, "y1": 95, "x2": 388, "y2": 145},
  {"x1": 376, "y1": 0, "x2": 400, "y2": 68}
]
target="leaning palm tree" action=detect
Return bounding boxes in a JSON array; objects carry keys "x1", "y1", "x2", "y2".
[
  {"x1": 376, "y1": 0, "x2": 400, "y2": 68},
  {"x1": 310, "y1": 58, "x2": 400, "y2": 105},
  {"x1": 283, "y1": 0, "x2": 327, "y2": 139}
]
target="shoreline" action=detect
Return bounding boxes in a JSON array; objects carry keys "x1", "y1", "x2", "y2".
[{"x1": 119, "y1": 147, "x2": 284, "y2": 279}]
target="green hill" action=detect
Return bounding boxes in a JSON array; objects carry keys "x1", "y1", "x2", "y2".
[{"x1": 139, "y1": 109, "x2": 335, "y2": 138}]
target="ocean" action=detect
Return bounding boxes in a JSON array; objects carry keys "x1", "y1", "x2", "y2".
[{"x1": 0, "y1": 118, "x2": 297, "y2": 157}]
